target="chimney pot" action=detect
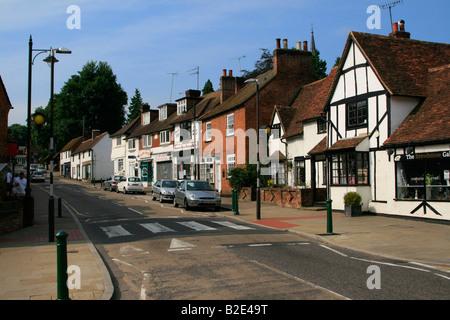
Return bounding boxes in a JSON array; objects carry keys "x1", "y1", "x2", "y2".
[
  {"x1": 223, "y1": 69, "x2": 227, "y2": 77},
  {"x1": 392, "y1": 22, "x2": 399, "y2": 32},
  {"x1": 297, "y1": 42, "x2": 301, "y2": 50},
  {"x1": 399, "y1": 20, "x2": 405, "y2": 31},
  {"x1": 276, "y1": 38, "x2": 281, "y2": 49},
  {"x1": 229, "y1": 70, "x2": 233, "y2": 77},
  {"x1": 283, "y1": 39, "x2": 288, "y2": 49},
  {"x1": 303, "y1": 41, "x2": 308, "y2": 51}
]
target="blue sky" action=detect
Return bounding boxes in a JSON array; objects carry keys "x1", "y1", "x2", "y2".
[{"x1": 2, "y1": 0, "x2": 449, "y2": 126}]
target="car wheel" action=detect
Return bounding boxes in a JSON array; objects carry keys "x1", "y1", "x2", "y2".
[
  {"x1": 159, "y1": 194, "x2": 164, "y2": 203},
  {"x1": 184, "y1": 198, "x2": 190, "y2": 210},
  {"x1": 152, "y1": 192, "x2": 156, "y2": 201},
  {"x1": 123, "y1": 187, "x2": 127, "y2": 194},
  {"x1": 116, "y1": 188, "x2": 120, "y2": 193},
  {"x1": 173, "y1": 198, "x2": 178, "y2": 207}
]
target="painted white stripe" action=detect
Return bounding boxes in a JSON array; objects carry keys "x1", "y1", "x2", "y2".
[
  {"x1": 128, "y1": 207, "x2": 144, "y2": 215},
  {"x1": 140, "y1": 222, "x2": 175, "y2": 233},
  {"x1": 320, "y1": 244, "x2": 348, "y2": 257},
  {"x1": 249, "y1": 243, "x2": 272, "y2": 247},
  {"x1": 350, "y1": 257, "x2": 431, "y2": 272},
  {"x1": 177, "y1": 221, "x2": 217, "y2": 231},
  {"x1": 212, "y1": 221, "x2": 254, "y2": 230},
  {"x1": 100, "y1": 225, "x2": 133, "y2": 238}
]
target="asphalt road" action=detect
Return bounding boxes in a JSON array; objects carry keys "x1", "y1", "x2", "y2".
[{"x1": 54, "y1": 180, "x2": 450, "y2": 300}]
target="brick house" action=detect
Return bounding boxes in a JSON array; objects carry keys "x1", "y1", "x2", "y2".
[
  {"x1": 318, "y1": 22, "x2": 450, "y2": 220},
  {"x1": 0, "y1": 76, "x2": 13, "y2": 164},
  {"x1": 199, "y1": 38, "x2": 317, "y2": 195}
]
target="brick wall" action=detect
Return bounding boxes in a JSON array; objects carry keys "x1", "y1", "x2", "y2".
[{"x1": 0, "y1": 199, "x2": 23, "y2": 235}]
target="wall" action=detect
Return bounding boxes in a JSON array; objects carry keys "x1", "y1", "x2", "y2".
[{"x1": 0, "y1": 199, "x2": 23, "y2": 235}]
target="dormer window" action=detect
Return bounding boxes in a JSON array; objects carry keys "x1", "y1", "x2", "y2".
[
  {"x1": 143, "y1": 112, "x2": 150, "y2": 125},
  {"x1": 159, "y1": 105, "x2": 167, "y2": 120},
  {"x1": 177, "y1": 99, "x2": 187, "y2": 115}
]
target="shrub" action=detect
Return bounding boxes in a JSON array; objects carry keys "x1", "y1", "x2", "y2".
[{"x1": 344, "y1": 192, "x2": 362, "y2": 206}]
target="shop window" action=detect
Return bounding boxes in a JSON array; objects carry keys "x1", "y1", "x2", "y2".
[
  {"x1": 396, "y1": 154, "x2": 450, "y2": 201},
  {"x1": 331, "y1": 152, "x2": 369, "y2": 185}
]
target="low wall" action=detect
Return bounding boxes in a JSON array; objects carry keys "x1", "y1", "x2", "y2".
[
  {"x1": 239, "y1": 187, "x2": 327, "y2": 208},
  {"x1": 0, "y1": 199, "x2": 23, "y2": 235}
]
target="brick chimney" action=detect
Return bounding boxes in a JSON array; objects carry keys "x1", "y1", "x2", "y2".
[
  {"x1": 389, "y1": 20, "x2": 411, "y2": 39},
  {"x1": 220, "y1": 69, "x2": 236, "y2": 103},
  {"x1": 273, "y1": 38, "x2": 314, "y2": 81},
  {"x1": 91, "y1": 129, "x2": 101, "y2": 140}
]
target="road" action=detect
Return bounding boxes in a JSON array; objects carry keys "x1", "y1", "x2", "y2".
[{"x1": 53, "y1": 179, "x2": 450, "y2": 300}]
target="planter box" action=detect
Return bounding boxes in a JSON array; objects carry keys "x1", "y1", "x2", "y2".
[{"x1": 345, "y1": 204, "x2": 362, "y2": 217}]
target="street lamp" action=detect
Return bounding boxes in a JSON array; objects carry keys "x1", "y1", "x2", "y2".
[
  {"x1": 26, "y1": 36, "x2": 71, "y2": 241},
  {"x1": 244, "y1": 78, "x2": 261, "y2": 220}
]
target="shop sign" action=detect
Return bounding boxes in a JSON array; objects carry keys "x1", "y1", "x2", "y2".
[
  {"x1": 153, "y1": 152, "x2": 172, "y2": 162},
  {"x1": 394, "y1": 151, "x2": 450, "y2": 162},
  {"x1": 138, "y1": 151, "x2": 151, "y2": 160}
]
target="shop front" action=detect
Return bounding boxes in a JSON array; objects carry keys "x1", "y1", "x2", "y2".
[
  {"x1": 154, "y1": 152, "x2": 173, "y2": 180},
  {"x1": 138, "y1": 150, "x2": 153, "y2": 186}
]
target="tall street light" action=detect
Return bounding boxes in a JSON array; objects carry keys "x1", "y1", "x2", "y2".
[
  {"x1": 43, "y1": 47, "x2": 71, "y2": 242},
  {"x1": 244, "y1": 78, "x2": 261, "y2": 220},
  {"x1": 26, "y1": 35, "x2": 71, "y2": 241}
]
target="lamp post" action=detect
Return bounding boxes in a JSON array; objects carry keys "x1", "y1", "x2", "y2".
[
  {"x1": 26, "y1": 35, "x2": 71, "y2": 241},
  {"x1": 244, "y1": 78, "x2": 261, "y2": 220}
]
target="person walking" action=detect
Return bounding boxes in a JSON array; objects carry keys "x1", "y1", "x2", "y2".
[{"x1": 12, "y1": 172, "x2": 26, "y2": 196}]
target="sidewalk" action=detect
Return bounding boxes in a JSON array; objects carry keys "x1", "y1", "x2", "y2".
[
  {"x1": 0, "y1": 185, "x2": 113, "y2": 300},
  {"x1": 1, "y1": 181, "x2": 449, "y2": 300}
]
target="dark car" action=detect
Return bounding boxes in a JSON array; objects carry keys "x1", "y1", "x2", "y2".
[
  {"x1": 103, "y1": 175, "x2": 123, "y2": 192},
  {"x1": 173, "y1": 180, "x2": 221, "y2": 211},
  {"x1": 152, "y1": 179, "x2": 178, "y2": 202}
]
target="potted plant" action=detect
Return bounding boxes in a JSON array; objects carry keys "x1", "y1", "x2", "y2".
[{"x1": 343, "y1": 192, "x2": 362, "y2": 217}]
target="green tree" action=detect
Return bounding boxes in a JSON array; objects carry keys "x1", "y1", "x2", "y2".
[
  {"x1": 202, "y1": 79, "x2": 214, "y2": 95},
  {"x1": 242, "y1": 49, "x2": 273, "y2": 79},
  {"x1": 51, "y1": 60, "x2": 127, "y2": 149},
  {"x1": 127, "y1": 88, "x2": 143, "y2": 124},
  {"x1": 312, "y1": 49, "x2": 327, "y2": 79},
  {"x1": 7, "y1": 124, "x2": 27, "y2": 146}
]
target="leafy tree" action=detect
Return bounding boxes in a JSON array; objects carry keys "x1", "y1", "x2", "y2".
[
  {"x1": 202, "y1": 79, "x2": 214, "y2": 95},
  {"x1": 127, "y1": 89, "x2": 143, "y2": 124},
  {"x1": 8, "y1": 124, "x2": 27, "y2": 146},
  {"x1": 312, "y1": 49, "x2": 327, "y2": 79},
  {"x1": 242, "y1": 49, "x2": 273, "y2": 79},
  {"x1": 50, "y1": 60, "x2": 127, "y2": 150}
]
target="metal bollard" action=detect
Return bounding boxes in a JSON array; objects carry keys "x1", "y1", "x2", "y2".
[
  {"x1": 56, "y1": 231, "x2": 70, "y2": 300},
  {"x1": 326, "y1": 198, "x2": 333, "y2": 234},
  {"x1": 58, "y1": 197, "x2": 62, "y2": 217},
  {"x1": 233, "y1": 189, "x2": 239, "y2": 215}
]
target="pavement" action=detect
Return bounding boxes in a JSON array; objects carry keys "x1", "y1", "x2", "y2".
[{"x1": 1, "y1": 179, "x2": 449, "y2": 300}]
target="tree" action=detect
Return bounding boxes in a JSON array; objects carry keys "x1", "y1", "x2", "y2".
[
  {"x1": 127, "y1": 89, "x2": 143, "y2": 124},
  {"x1": 7, "y1": 124, "x2": 27, "y2": 146},
  {"x1": 242, "y1": 49, "x2": 273, "y2": 79},
  {"x1": 202, "y1": 79, "x2": 214, "y2": 95},
  {"x1": 312, "y1": 49, "x2": 327, "y2": 79},
  {"x1": 51, "y1": 60, "x2": 127, "y2": 150}
]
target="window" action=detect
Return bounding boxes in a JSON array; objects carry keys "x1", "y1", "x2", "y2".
[
  {"x1": 142, "y1": 134, "x2": 151, "y2": 148},
  {"x1": 116, "y1": 137, "x2": 122, "y2": 146},
  {"x1": 330, "y1": 152, "x2": 369, "y2": 185},
  {"x1": 270, "y1": 161, "x2": 286, "y2": 185},
  {"x1": 143, "y1": 112, "x2": 150, "y2": 125},
  {"x1": 295, "y1": 159, "x2": 306, "y2": 186},
  {"x1": 200, "y1": 157, "x2": 214, "y2": 183},
  {"x1": 395, "y1": 152, "x2": 450, "y2": 201},
  {"x1": 271, "y1": 123, "x2": 281, "y2": 139},
  {"x1": 227, "y1": 113, "x2": 234, "y2": 136},
  {"x1": 128, "y1": 139, "x2": 136, "y2": 150},
  {"x1": 177, "y1": 99, "x2": 187, "y2": 115},
  {"x1": 347, "y1": 100, "x2": 368, "y2": 129},
  {"x1": 117, "y1": 159, "x2": 124, "y2": 172},
  {"x1": 160, "y1": 130, "x2": 170, "y2": 144},
  {"x1": 205, "y1": 122, "x2": 212, "y2": 142},
  {"x1": 317, "y1": 118, "x2": 327, "y2": 133},
  {"x1": 227, "y1": 154, "x2": 235, "y2": 177},
  {"x1": 159, "y1": 105, "x2": 167, "y2": 120},
  {"x1": 179, "y1": 121, "x2": 192, "y2": 141}
]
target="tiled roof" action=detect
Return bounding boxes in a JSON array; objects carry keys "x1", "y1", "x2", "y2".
[
  {"x1": 170, "y1": 90, "x2": 220, "y2": 125},
  {"x1": 328, "y1": 136, "x2": 367, "y2": 152},
  {"x1": 350, "y1": 31, "x2": 450, "y2": 97},
  {"x1": 72, "y1": 132, "x2": 108, "y2": 154},
  {"x1": 110, "y1": 116, "x2": 141, "y2": 138},
  {"x1": 308, "y1": 137, "x2": 327, "y2": 155},
  {"x1": 59, "y1": 136, "x2": 84, "y2": 153},
  {"x1": 384, "y1": 64, "x2": 450, "y2": 146},
  {"x1": 280, "y1": 67, "x2": 338, "y2": 138},
  {"x1": 128, "y1": 104, "x2": 177, "y2": 138}
]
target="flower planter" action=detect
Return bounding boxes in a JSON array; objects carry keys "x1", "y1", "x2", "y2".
[{"x1": 345, "y1": 204, "x2": 362, "y2": 217}]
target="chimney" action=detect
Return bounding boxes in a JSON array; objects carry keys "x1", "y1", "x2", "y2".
[
  {"x1": 389, "y1": 19, "x2": 411, "y2": 39},
  {"x1": 92, "y1": 129, "x2": 101, "y2": 140},
  {"x1": 220, "y1": 69, "x2": 235, "y2": 103},
  {"x1": 303, "y1": 41, "x2": 308, "y2": 51},
  {"x1": 283, "y1": 39, "x2": 288, "y2": 49},
  {"x1": 273, "y1": 38, "x2": 314, "y2": 80},
  {"x1": 276, "y1": 38, "x2": 281, "y2": 49},
  {"x1": 297, "y1": 42, "x2": 301, "y2": 50}
]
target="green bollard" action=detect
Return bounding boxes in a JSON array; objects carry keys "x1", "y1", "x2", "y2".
[
  {"x1": 231, "y1": 190, "x2": 236, "y2": 213},
  {"x1": 56, "y1": 231, "x2": 70, "y2": 300},
  {"x1": 58, "y1": 197, "x2": 62, "y2": 217},
  {"x1": 326, "y1": 198, "x2": 333, "y2": 234},
  {"x1": 234, "y1": 190, "x2": 239, "y2": 215}
]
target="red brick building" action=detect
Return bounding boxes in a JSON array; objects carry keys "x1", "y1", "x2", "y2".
[
  {"x1": 199, "y1": 39, "x2": 317, "y2": 194},
  {"x1": 0, "y1": 76, "x2": 13, "y2": 164}
]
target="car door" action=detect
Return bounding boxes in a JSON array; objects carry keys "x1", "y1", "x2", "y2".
[
  {"x1": 154, "y1": 180, "x2": 161, "y2": 196},
  {"x1": 175, "y1": 181, "x2": 185, "y2": 204}
]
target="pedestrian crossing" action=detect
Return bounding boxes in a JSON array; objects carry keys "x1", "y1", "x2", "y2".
[{"x1": 99, "y1": 220, "x2": 255, "y2": 238}]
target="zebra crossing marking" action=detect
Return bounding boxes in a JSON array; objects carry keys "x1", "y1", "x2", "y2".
[
  {"x1": 100, "y1": 225, "x2": 133, "y2": 238},
  {"x1": 211, "y1": 221, "x2": 255, "y2": 230},
  {"x1": 177, "y1": 221, "x2": 217, "y2": 231},
  {"x1": 140, "y1": 222, "x2": 175, "y2": 234}
]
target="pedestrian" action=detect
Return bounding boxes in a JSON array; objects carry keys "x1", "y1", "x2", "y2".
[
  {"x1": 12, "y1": 172, "x2": 26, "y2": 196},
  {"x1": 6, "y1": 170, "x2": 12, "y2": 197}
]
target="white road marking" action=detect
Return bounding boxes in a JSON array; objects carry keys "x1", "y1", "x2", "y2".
[
  {"x1": 249, "y1": 243, "x2": 272, "y2": 247},
  {"x1": 140, "y1": 222, "x2": 175, "y2": 233},
  {"x1": 320, "y1": 244, "x2": 348, "y2": 257},
  {"x1": 168, "y1": 238, "x2": 196, "y2": 251},
  {"x1": 100, "y1": 225, "x2": 133, "y2": 238},
  {"x1": 128, "y1": 207, "x2": 144, "y2": 215},
  {"x1": 212, "y1": 221, "x2": 254, "y2": 230},
  {"x1": 177, "y1": 221, "x2": 217, "y2": 231}
]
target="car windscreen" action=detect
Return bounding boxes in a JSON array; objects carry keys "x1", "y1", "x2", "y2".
[
  {"x1": 186, "y1": 181, "x2": 214, "y2": 191},
  {"x1": 162, "y1": 181, "x2": 178, "y2": 188},
  {"x1": 129, "y1": 177, "x2": 141, "y2": 182}
]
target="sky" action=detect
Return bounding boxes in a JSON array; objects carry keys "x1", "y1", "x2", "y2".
[{"x1": 2, "y1": 0, "x2": 449, "y2": 126}]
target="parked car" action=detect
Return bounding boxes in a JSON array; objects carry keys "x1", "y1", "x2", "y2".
[
  {"x1": 37, "y1": 166, "x2": 47, "y2": 173},
  {"x1": 152, "y1": 179, "x2": 178, "y2": 202},
  {"x1": 103, "y1": 175, "x2": 123, "y2": 192},
  {"x1": 117, "y1": 176, "x2": 145, "y2": 194},
  {"x1": 31, "y1": 171, "x2": 45, "y2": 182},
  {"x1": 173, "y1": 180, "x2": 221, "y2": 211}
]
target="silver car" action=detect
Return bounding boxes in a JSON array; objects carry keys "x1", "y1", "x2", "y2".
[
  {"x1": 173, "y1": 180, "x2": 221, "y2": 211},
  {"x1": 152, "y1": 179, "x2": 178, "y2": 202},
  {"x1": 103, "y1": 175, "x2": 123, "y2": 192}
]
